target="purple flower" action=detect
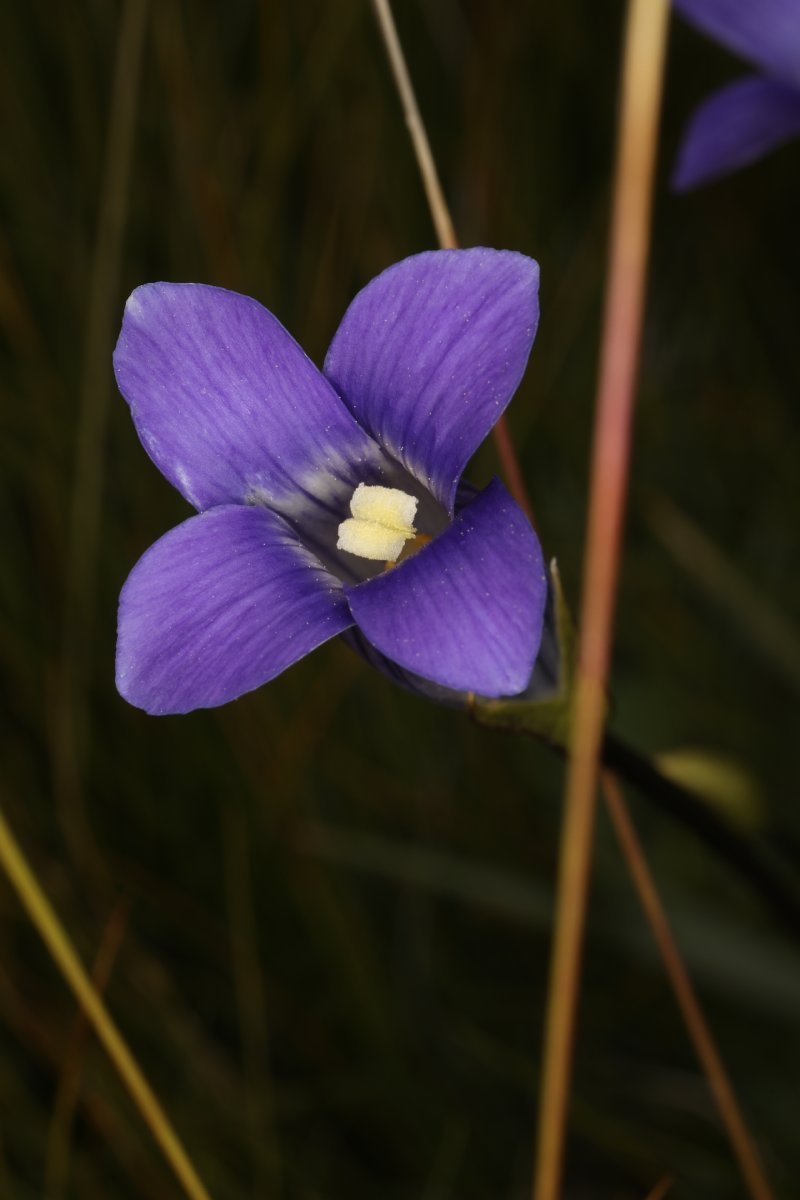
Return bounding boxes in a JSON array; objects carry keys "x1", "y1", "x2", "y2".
[
  {"x1": 113, "y1": 249, "x2": 548, "y2": 715},
  {"x1": 672, "y1": 0, "x2": 800, "y2": 189}
]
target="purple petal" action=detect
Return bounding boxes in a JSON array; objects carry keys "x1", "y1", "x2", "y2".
[
  {"x1": 117, "y1": 505, "x2": 353, "y2": 714},
  {"x1": 673, "y1": 0, "x2": 800, "y2": 86},
  {"x1": 114, "y1": 284, "x2": 381, "y2": 514},
  {"x1": 343, "y1": 572, "x2": 559, "y2": 704},
  {"x1": 345, "y1": 478, "x2": 547, "y2": 696},
  {"x1": 341, "y1": 626, "x2": 472, "y2": 706},
  {"x1": 324, "y1": 249, "x2": 540, "y2": 513},
  {"x1": 672, "y1": 75, "x2": 800, "y2": 190}
]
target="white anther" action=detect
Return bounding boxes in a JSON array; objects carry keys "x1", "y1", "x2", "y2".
[{"x1": 337, "y1": 483, "x2": 418, "y2": 562}]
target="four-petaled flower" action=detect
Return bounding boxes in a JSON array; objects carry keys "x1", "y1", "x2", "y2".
[
  {"x1": 672, "y1": 0, "x2": 800, "y2": 189},
  {"x1": 114, "y1": 249, "x2": 548, "y2": 715}
]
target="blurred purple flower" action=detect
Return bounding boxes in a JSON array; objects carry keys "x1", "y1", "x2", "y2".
[
  {"x1": 672, "y1": 0, "x2": 800, "y2": 189},
  {"x1": 114, "y1": 249, "x2": 548, "y2": 715}
]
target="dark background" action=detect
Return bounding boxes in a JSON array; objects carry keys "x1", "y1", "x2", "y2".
[{"x1": 1, "y1": 1, "x2": 798, "y2": 1197}]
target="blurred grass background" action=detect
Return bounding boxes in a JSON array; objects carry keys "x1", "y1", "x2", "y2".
[{"x1": 1, "y1": 1, "x2": 799, "y2": 1197}]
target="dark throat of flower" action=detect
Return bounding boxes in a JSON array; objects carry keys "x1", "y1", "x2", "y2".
[{"x1": 385, "y1": 532, "x2": 433, "y2": 570}]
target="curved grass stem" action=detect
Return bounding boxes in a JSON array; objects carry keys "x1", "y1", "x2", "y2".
[{"x1": 0, "y1": 807, "x2": 213, "y2": 1200}]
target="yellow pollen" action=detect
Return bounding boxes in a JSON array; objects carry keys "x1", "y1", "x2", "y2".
[{"x1": 337, "y1": 483, "x2": 418, "y2": 562}]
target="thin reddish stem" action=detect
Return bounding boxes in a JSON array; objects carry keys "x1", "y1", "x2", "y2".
[
  {"x1": 532, "y1": 4, "x2": 669, "y2": 1199},
  {"x1": 603, "y1": 775, "x2": 776, "y2": 1200},
  {"x1": 365, "y1": 9, "x2": 769, "y2": 1200}
]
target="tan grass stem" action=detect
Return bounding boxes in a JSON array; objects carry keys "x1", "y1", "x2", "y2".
[
  {"x1": 370, "y1": 0, "x2": 457, "y2": 250},
  {"x1": 0, "y1": 807, "x2": 213, "y2": 1200},
  {"x1": 368, "y1": 0, "x2": 529, "y2": 517},
  {"x1": 532, "y1": 3, "x2": 669, "y2": 1198},
  {"x1": 45, "y1": 900, "x2": 129, "y2": 1197}
]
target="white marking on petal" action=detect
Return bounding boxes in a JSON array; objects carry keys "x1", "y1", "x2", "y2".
[
  {"x1": 174, "y1": 464, "x2": 201, "y2": 509},
  {"x1": 125, "y1": 291, "x2": 144, "y2": 319}
]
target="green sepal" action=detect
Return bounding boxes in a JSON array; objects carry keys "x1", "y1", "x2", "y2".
[{"x1": 471, "y1": 559, "x2": 576, "y2": 748}]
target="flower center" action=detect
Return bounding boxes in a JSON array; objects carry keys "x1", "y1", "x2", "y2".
[{"x1": 337, "y1": 483, "x2": 418, "y2": 562}]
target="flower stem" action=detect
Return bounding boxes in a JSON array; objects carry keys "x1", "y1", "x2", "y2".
[
  {"x1": 0, "y1": 806, "x2": 213, "y2": 1200},
  {"x1": 602, "y1": 773, "x2": 776, "y2": 1200},
  {"x1": 532, "y1": 3, "x2": 669, "y2": 1199}
]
